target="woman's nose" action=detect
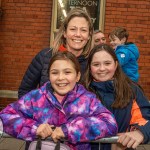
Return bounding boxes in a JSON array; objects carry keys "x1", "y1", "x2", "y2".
[{"x1": 75, "y1": 29, "x2": 81, "y2": 36}]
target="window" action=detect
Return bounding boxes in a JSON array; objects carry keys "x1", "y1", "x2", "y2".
[{"x1": 50, "y1": 0, "x2": 106, "y2": 45}]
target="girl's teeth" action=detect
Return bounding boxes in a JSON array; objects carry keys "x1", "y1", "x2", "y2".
[{"x1": 58, "y1": 84, "x2": 67, "y2": 87}]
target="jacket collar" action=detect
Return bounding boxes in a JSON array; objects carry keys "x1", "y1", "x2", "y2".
[
  {"x1": 90, "y1": 80, "x2": 114, "y2": 93},
  {"x1": 45, "y1": 81, "x2": 84, "y2": 107}
]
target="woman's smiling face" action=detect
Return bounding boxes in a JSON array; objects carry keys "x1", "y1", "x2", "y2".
[{"x1": 63, "y1": 17, "x2": 90, "y2": 56}]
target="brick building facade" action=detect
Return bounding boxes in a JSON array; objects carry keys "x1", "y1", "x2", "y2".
[{"x1": 0, "y1": 0, "x2": 150, "y2": 107}]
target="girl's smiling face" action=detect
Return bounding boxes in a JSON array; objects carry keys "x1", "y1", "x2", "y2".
[
  {"x1": 90, "y1": 50, "x2": 118, "y2": 82},
  {"x1": 49, "y1": 59, "x2": 80, "y2": 96}
]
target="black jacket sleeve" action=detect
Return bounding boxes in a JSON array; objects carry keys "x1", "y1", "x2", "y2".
[{"x1": 18, "y1": 48, "x2": 51, "y2": 99}]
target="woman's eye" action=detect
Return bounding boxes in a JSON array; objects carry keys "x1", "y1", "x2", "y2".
[
  {"x1": 82, "y1": 29, "x2": 87, "y2": 32},
  {"x1": 51, "y1": 72, "x2": 58, "y2": 75},
  {"x1": 70, "y1": 28, "x2": 75, "y2": 31}
]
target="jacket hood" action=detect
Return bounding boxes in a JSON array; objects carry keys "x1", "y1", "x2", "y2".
[
  {"x1": 41, "y1": 81, "x2": 89, "y2": 106},
  {"x1": 117, "y1": 42, "x2": 139, "y2": 59}
]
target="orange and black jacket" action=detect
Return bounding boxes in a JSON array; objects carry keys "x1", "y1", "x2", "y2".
[{"x1": 90, "y1": 80, "x2": 150, "y2": 149}]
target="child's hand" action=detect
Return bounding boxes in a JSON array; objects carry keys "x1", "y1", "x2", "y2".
[
  {"x1": 51, "y1": 127, "x2": 65, "y2": 142},
  {"x1": 36, "y1": 123, "x2": 54, "y2": 139},
  {"x1": 117, "y1": 130, "x2": 144, "y2": 149}
]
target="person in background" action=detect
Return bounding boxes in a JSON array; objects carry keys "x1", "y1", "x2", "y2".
[
  {"x1": 18, "y1": 7, "x2": 94, "y2": 99},
  {"x1": 93, "y1": 30, "x2": 106, "y2": 46},
  {"x1": 84, "y1": 44, "x2": 150, "y2": 150},
  {"x1": 0, "y1": 51, "x2": 117, "y2": 150},
  {"x1": 109, "y1": 26, "x2": 139, "y2": 82}
]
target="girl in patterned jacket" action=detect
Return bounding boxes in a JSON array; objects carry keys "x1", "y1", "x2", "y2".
[{"x1": 0, "y1": 51, "x2": 117, "y2": 150}]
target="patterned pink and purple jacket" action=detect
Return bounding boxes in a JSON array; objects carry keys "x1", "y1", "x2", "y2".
[{"x1": 0, "y1": 82, "x2": 117, "y2": 150}]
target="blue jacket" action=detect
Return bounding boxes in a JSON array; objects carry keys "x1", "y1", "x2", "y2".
[
  {"x1": 115, "y1": 43, "x2": 139, "y2": 82},
  {"x1": 0, "y1": 82, "x2": 117, "y2": 150},
  {"x1": 90, "y1": 81, "x2": 150, "y2": 150}
]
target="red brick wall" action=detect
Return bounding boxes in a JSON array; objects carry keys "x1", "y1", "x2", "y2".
[
  {"x1": 0, "y1": 0, "x2": 150, "y2": 108},
  {"x1": 0, "y1": 98, "x2": 17, "y2": 110},
  {"x1": 0, "y1": 0, "x2": 53, "y2": 90}
]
